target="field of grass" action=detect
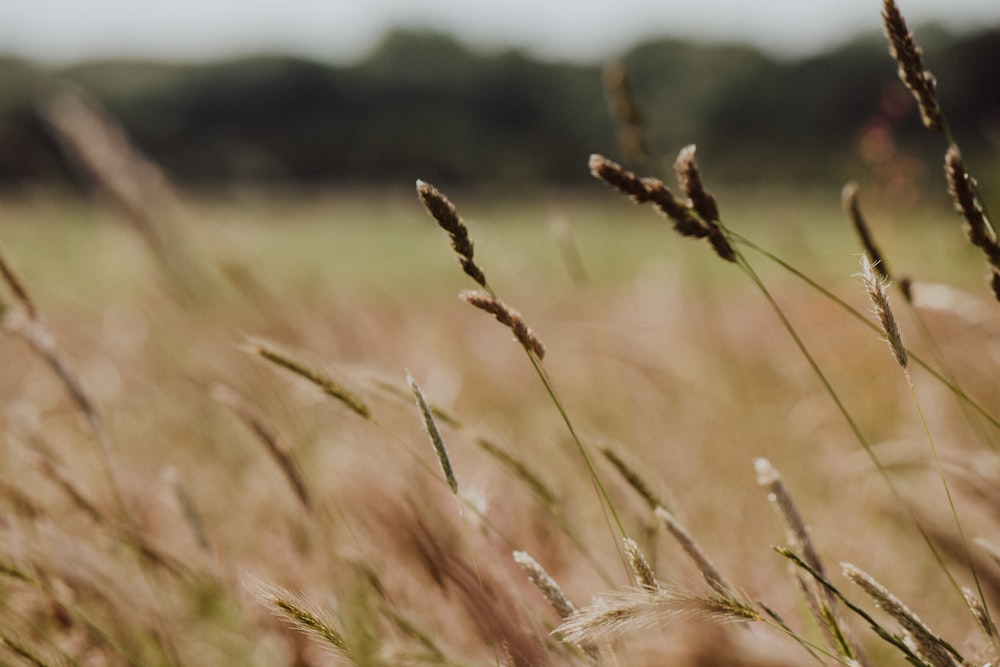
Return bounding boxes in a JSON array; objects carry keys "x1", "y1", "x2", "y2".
[
  {"x1": 3, "y1": 2, "x2": 1000, "y2": 664},
  {"x1": 1, "y1": 172, "x2": 999, "y2": 666}
]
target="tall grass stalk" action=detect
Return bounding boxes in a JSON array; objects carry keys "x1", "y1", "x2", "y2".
[{"x1": 417, "y1": 179, "x2": 629, "y2": 544}]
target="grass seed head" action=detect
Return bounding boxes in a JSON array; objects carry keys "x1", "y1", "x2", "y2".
[
  {"x1": 247, "y1": 338, "x2": 372, "y2": 419},
  {"x1": 407, "y1": 372, "x2": 458, "y2": 495},
  {"x1": 461, "y1": 290, "x2": 546, "y2": 360},
  {"x1": 944, "y1": 146, "x2": 1000, "y2": 302},
  {"x1": 416, "y1": 179, "x2": 488, "y2": 287},
  {"x1": 590, "y1": 152, "x2": 735, "y2": 263},
  {"x1": 513, "y1": 550, "x2": 577, "y2": 619},
  {"x1": 250, "y1": 579, "x2": 351, "y2": 659},
  {"x1": 623, "y1": 537, "x2": 659, "y2": 593},
  {"x1": 881, "y1": 0, "x2": 944, "y2": 132},
  {"x1": 843, "y1": 181, "x2": 894, "y2": 285},
  {"x1": 842, "y1": 562, "x2": 960, "y2": 667},
  {"x1": 859, "y1": 254, "x2": 908, "y2": 369},
  {"x1": 674, "y1": 144, "x2": 720, "y2": 223}
]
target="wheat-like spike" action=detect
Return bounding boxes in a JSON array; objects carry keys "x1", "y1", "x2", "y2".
[
  {"x1": 407, "y1": 372, "x2": 458, "y2": 495},
  {"x1": 601, "y1": 447, "x2": 668, "y2": 512},
  {"x1": 755, "y1": 458, "x2": 865, "y2": 663},
  {"x1": 859, "y1": 255, "x2": 908, "y2": 369},
  {"x1": 755, "y1": 458, "x2": 823, "y2": 576},
  {"x1": 558, "y1": 587, "x2": 760, "y2": 646},
  {"x1": 944, "y1": 146, "x2": 1000, "y2": 301},
  {"x1": 416, "y1": 179, "x2": 488, "y2": 287},
  {"x1": 589, "y1": 153, "x2": 736, "y2": 262},
  {"x1": 588, "y1": 153, "x2": 706, "y2": 238},
  {"x1": 513, "y1": 550, "x2": 577, "y2": 619},
  {"x1": 251, "y1": 579, "x2": 350, "y2": 658},
  {"x1": 843, "y1": 182, "x2": 895, "y2": 285},
  {"x1": 212, "y1": 384, "x2": 313, "y2": 511},
  {"x1": 881, "y1": 0, "x2": 944, "y2": 132},
  {"x1": 672, "y1": 145, "x2": 735, "y2": 261},
  {"x1": 654, "y1": 506, "x2": 733, "y2": 597},
  {"x1": 461, "y1": 290, "x2": 546, "y2": 360},
  {"x1": 247, "y1": 339, "x2": 372, "y2": 419},
  {"x1": 623, "y1": 537, "x2": 659, "y2": 592},
  {"x1": 842, "y1": 563, "x2": 962, "y2": 667},
  {"x1": 674, "y1": 144, "x2": 720, "y2": 223},
  {"x1": 673, "y1": 589, "x2": 763, "y2": 624}
]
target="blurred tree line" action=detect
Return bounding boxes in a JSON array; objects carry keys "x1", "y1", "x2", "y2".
[{"x1": 0, "y1": 25, "x2": 997, "y2": 191}]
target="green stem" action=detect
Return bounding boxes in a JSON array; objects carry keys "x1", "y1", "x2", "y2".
[{"x1": 729, "y1": 231, "x2": 1000, "y2": 432}]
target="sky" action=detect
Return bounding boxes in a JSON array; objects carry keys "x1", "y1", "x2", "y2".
[{"x1": 4, "y1": 0, "x2": 1000, "y2": 65}]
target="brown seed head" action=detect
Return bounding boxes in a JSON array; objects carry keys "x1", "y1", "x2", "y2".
[
  {"x1": 674, "y1": 144, "x2": 720, "y2": 223},
  {"x1": 461, "y1": 290, "x2": 546, "y2": 360},
  {"x1": 589, "y1": 154, "x2": 720, "y2": 244},
  {"x1": 416, "y1": 179, "x2": 487, "y2": 287},
  {"x1": 588, "y1": 153, "x2": 654, "y2": 203},
  {"x1": 945, "y1": 148, "x2": 1000, "y2": 261},
  {"x1": 881, "y1": 0, "x2": 943, "y2": 132},
  {"x1": 843, "y1": 181, "x2": 893, "y2": 284},
  {"x1": 672, "y1": 145, "x2": 735, "y2": 262}
]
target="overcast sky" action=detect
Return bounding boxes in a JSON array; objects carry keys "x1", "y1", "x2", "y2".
[{"x1": 4, "y1": 0, "x2": 1000, "y2": 65}]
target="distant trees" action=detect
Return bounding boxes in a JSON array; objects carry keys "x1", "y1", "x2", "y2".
[{"x1": 0, "y1": 25, "x2": 996, "y2": 190}]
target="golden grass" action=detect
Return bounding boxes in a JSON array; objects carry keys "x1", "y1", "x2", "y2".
[
  {"x1": 0, "y1": 184, "x2": 997, "y2": 664},
  {"x1": 1, "y1": 4, "x2": 1000, "y2": 662}
]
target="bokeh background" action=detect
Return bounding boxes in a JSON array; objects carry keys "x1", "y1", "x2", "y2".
[{"x1": 1, "y1": 0, "x2": 999, "y2": 194}]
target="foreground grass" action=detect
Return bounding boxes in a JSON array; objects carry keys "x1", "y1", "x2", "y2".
[{"x1": 0, "y1": 179, "x2": 998, "y2": 665}]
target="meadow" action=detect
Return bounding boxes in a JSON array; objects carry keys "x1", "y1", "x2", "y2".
[{"x1": 2, "y1": 2, "x2": 1000, "y2": 665}]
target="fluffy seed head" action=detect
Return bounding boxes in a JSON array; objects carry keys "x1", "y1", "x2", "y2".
[
  {"x1": 623, "y1": 537, "x2": 659, "y2": 593},
  {"x1": 250, "y1": 579, "x2": 351, "y2": 658},
  {"x1": 860, "y1": 254, "x2": 908, "y2": 369}
]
